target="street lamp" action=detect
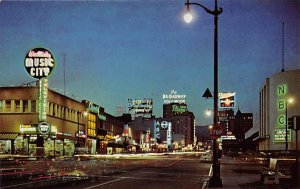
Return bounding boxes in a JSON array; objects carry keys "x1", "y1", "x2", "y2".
[
  {"x1": 184, "y1": 0, "x2": 223, "y2": 187},
  {"x1": 205, "y1": 109, "x2": 213, "y2": 117},
  {"x1": 285, "y1": 97, "x2": 294, "y2": 151}
]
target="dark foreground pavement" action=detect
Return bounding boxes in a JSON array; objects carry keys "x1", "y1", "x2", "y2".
[{"x1": 203, "y1": 156, "x2": 300, "y2": 189}]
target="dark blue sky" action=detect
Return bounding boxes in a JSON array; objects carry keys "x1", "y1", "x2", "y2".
[{"x1": 0, "y1": 0, "x2": 299, "y2": 125}]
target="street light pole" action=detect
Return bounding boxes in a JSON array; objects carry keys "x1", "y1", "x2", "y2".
[{"x1": 184, "y1": 0, "x2": 223, "y2": 187}]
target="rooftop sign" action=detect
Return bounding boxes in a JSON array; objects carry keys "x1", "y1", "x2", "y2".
[
  {"x1": 163, "y1": 90, "x2": 186, "y2": 104},
  {"x1": 24, "y1": 48, "x2": 55, "y2": 79}
]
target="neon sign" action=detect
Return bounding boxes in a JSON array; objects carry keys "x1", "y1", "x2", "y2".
[
  {"x1": 277, "y1": 84, "x2": 287, "y2": 128},
  {"x1": 172, "y1": 104, "x2": 187, "y2": 113},
  {"x1": 163, "y1": 90, "x2": 186, "y2": 104},
  {"x1": 275, "y1": 84, "x2": 291, "y2": 143},
  {"x1": 274, "y1": 129, "x2": 291, "y2": 142},
  {"x1": 24, "y1": 48, "x2": 55, "y2": 79},
  {"x1": 39, "y1": 78, "x2": 48, "y2": 121}
]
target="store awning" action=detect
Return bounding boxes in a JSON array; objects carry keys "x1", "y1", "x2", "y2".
[{"x1": 0, "y1": 133, "x2": 18, "y2": 140}]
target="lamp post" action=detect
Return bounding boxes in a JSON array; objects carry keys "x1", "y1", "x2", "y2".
[
  {"x1": 285, "y1": 97, "x2": 294, "y2": 151},
  {"x1": 184, "y1": 0, "x2": 223, "y2": 187}
]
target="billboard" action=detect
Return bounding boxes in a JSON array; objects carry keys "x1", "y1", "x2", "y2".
[
  {"x1": 219, "y1": 92, "x2": 235, "y2": 109},
  {"x1": 163, "y1": 90, "x2": 186, "y2": 104},
  {"x1": 24, "y1": 47, "x2": 55, "y2": 79},
  {"x1": 128, "y1": 98, "x2": 153, "y2": 118}
]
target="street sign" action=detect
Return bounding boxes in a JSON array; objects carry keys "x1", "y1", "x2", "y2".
[{"x1": 209, "y1": 126, "x2": 223, "y2": 139}]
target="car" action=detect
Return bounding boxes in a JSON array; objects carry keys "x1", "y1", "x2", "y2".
[{"x1": 200, "y1": 152, "x2": 213, "y2": 162}]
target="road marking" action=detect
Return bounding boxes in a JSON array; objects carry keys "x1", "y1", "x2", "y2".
[{"x1": 84, "y1": 177, "x2": 124, "y2": 189}]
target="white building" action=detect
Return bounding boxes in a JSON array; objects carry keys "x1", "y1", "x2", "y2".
[{"x1": 259, "y1": 69, "x2": 300, "y2": 151}]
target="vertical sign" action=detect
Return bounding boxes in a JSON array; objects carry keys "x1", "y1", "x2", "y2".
[
  {"x1": 167, "y1": 122, "x2": 172, "y2": 147},
  {"x1": 276, "y1": 84, "x2": 291, "y2": 142},
  {"x1": 39, "y1": 78, "x2": 48, "y2": 121}
]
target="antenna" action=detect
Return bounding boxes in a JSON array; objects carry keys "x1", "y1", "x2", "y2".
[
  {"x1": 281, "y1": 22, "x2": 285, "y2": 72},
  {"x1": 63, "y1": 53, "x2": 66, "y2": 95}
]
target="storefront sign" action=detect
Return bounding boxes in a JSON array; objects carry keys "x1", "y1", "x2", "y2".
[
  {"x1": 20, "y1": 124, "x2": 37, "y2": 133},
  {"x1": 87, "y1": 102, "x2": 99, "y2": 114},
  {"x1": 99, "y1": 114, "x2": 106, "y2": 121},
  {"x1": 24, "y1": 48, "x2": 55, "y2": 79},
  {"x1": 274, "y1": 129, "x2": 291, "y2": 142},
  {"x1": 38, "y1": 122, "x2": 50, "y2": 135}
]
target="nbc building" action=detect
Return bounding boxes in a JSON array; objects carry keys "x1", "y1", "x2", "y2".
[{"x1": 259, "y1": 69, "x2": 300, "y2": 151}]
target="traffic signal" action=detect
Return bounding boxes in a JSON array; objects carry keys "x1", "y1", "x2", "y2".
[{"x1": 288, "y1": 117, "x2": 295, "y2": 130}]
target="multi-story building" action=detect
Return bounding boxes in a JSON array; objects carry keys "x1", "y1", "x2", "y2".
[
  {"x1": 0, "y1": 83, "x2": 87, "y2": 156},
  {"x1": 259, "y1": 69, "x2": 300, "y2": 151},
  {"x1": 234, "y1": 109, "x2": 253, "y2": 140},
  {"x1": 163, "y1": 103, "x2": 195, "y2": 146},
  {"x1": 0, "y1": 83, "x2": 130, "y2": 156},
  {"x1": 218, "y1": 109, "x2": 235, "y2": 134}
]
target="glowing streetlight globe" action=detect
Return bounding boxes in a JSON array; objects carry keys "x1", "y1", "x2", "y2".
[
  {"x1": 184, "y1": 12, "x2": 193, "y2": 23},
  {"x1": 287, "y1": 98, "x2": 294, "y2": 104}
]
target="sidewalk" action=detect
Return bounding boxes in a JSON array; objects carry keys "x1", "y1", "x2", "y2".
[{"x1": 203, "y1": 156, "x2": 300, "y2": 189}]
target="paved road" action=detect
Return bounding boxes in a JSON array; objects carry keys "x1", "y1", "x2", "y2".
[{"x1": 0, "y1": 153, "x2": 211, "y2": 189}]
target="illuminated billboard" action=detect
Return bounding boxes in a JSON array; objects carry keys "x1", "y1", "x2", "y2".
[
  {"x1": 163, "y1": 90, "x2": 186, "y2": 104},
  {"x1": 172, "y1": 104, "x2": 187, "y2": 113},
  {"x1": 24, "y1": 48, "x2": 55, "y2": 79},
  {"x1": 128, "y1": 98, "x2": 153, "y2": 118},
  {"x1": 219, "y1": 92, "x2": 235, "y2": 109},
  {"x1": 274, "y1": 129, "x2": 291, "y2": 143}
]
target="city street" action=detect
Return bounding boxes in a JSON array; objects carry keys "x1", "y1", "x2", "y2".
[{"x1": 0, "y1": 153, "x2": 211, "y2": 189}]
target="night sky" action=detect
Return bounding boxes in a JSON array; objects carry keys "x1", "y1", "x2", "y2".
[{"x1": 0, "y1": 0, "x2": 299, "y2": 126}]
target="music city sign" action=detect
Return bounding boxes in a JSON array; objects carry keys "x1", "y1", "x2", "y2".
[
  {"x1": 24, "y1": 48, "x2": 55, "y2": 79},
  {"x1": 24, "y1": 47, "x2": 55, "y2": 122}
]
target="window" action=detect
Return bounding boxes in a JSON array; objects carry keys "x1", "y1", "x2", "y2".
[
  {"x1": 0, "y1": 100, "x2": 3, "y2": 112},
  {"x1": 30, "y1": 100, "x2": 36, "y2": 113},
  {"x1": 23, "y1": 100, "x2": 28, "y2": 112},
  {"x1": 88, "y1": 113, "x2": 96, "y2": 137},
  {"x1": 15, "y1": 100, "x2": 21, "y2": 112},
  {"x1": 5, "y1": 100, "x2": 11, "y2": 112}
]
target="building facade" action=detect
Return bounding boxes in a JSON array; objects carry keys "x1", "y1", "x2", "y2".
[
  {"x1": 259, "y1": 69, "x2": 300, "y2": 151},
  {"x1": 163, "y1": 103, "x2": 195, "y2": 147},
  {"x1": 234, "y1": 109, "x2": 253, "y2": 140},
  {"x1": 0, "y1": 85, "x2": 87, "y2": 156},
  {"x1": 0, "y1": 85, "x2": 130, "y2": 156}
]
